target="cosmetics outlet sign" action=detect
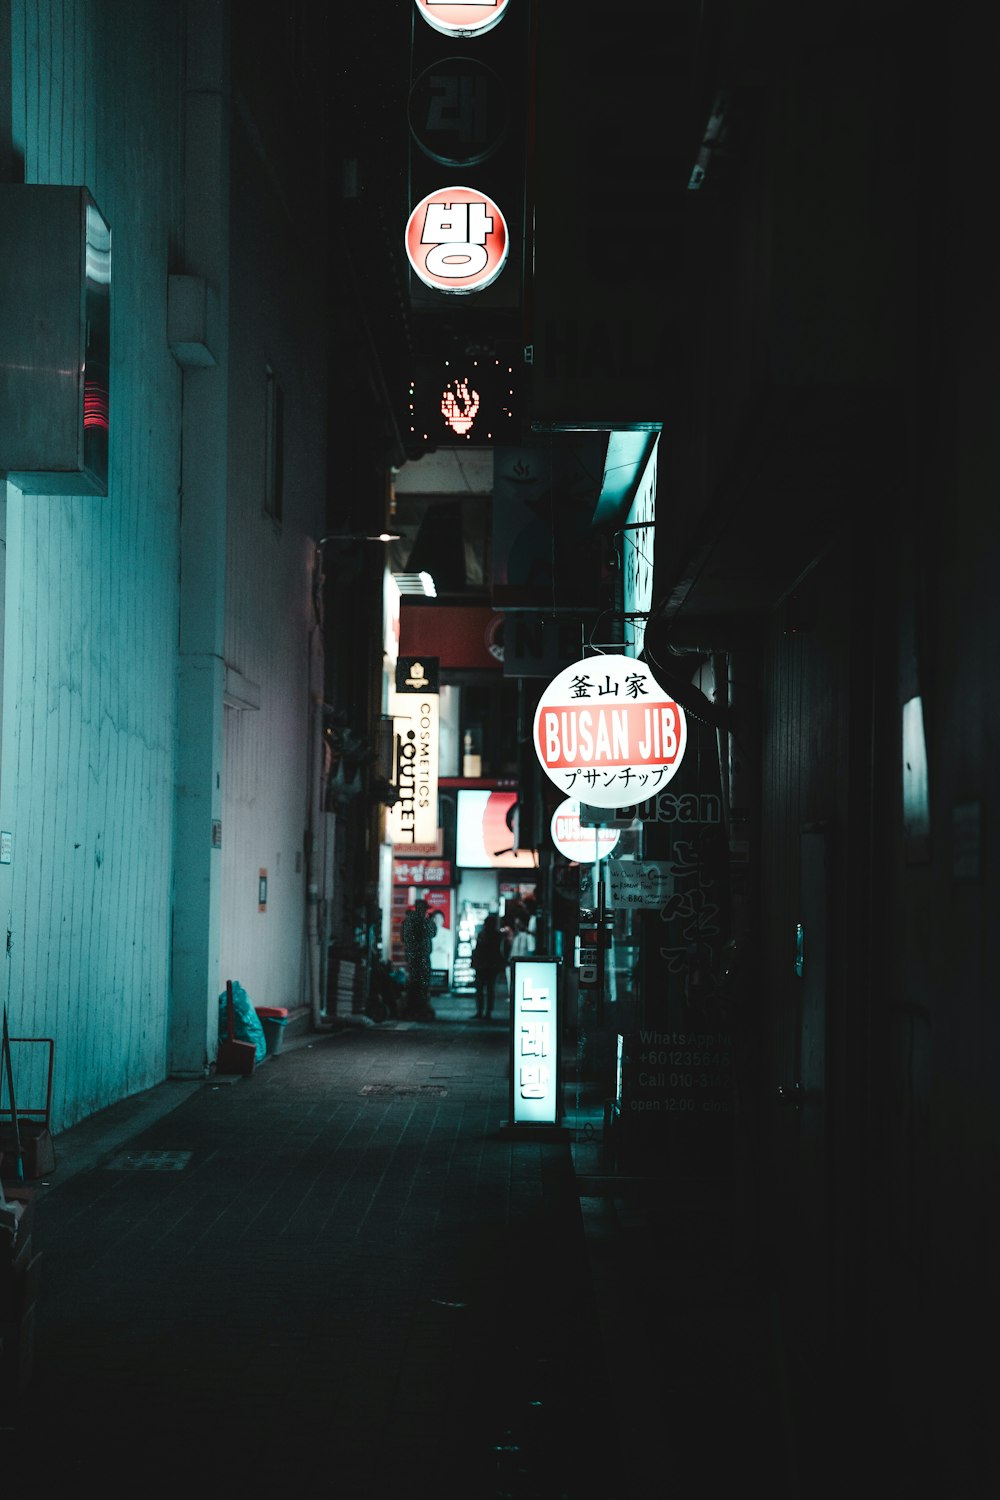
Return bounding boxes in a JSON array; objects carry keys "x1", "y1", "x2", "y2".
[
  {"x1": 533, "y1": 655, "x2": 688, "y2": 810},
  {"x1": 388, "y1": 657, "x2": 440, "y2": 848}
]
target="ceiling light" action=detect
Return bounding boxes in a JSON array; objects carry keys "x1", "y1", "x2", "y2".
[{"x1": 319, "y1": 531, "x2": 401, "y2": 544}]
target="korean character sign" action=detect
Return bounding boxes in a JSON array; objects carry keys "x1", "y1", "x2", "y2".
[
  {"x1": 405, "y1": 185, "x2": 509, "y2": 295},
  {"x1": 406, "y1": 0, "x2": 527, "y2": 310},
  {"x1": 509, "y1": 957, "x2": 562, "y2": 1127}
]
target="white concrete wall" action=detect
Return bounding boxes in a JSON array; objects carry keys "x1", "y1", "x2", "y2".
[{"x1": 219, "y1": 117, "x2": 329, "y2": 1013}]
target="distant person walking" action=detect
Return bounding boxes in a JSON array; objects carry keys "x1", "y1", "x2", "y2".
[{"x1": 471, "y1": 913, "x2": 507, "y2": 1020}]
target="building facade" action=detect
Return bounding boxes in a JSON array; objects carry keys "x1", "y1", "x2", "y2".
[{"x1": 1, "y1": 1, "x2": 333, "y2": 1123}]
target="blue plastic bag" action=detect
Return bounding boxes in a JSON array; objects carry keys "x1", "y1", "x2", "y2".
[{"x1": 218, "y1": 981, "x2": 267, "y2": 1064}]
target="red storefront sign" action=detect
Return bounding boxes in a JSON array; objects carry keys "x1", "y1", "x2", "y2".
[
  {"x1": 393, "y1": 857, "x2": 452, "y2": 887},
  {"x1": 399, "y1": 602, "x2": 503, "y2": 671}
]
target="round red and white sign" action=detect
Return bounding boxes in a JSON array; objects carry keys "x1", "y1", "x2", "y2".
[
  {"x1": 550, "y1": 799, "x2": 621, "y2": 863},
  {"x1": 414, "y1": 0, "x2": 510, "y2": 39},
  {"x1": 533, "y1": 654, "x2": 688, "y2": 810},
  {"x1": 405, "y1": 185, "x2": 509, "y2": 294}
]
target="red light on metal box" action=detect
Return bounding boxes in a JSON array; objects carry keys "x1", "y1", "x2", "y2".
[
  {"x1": 441, "y1": 378, "x2": 480, "y2": 435},
  {"x1": 405, "y1": 185, "x2": 509, "y2": 294},
  {"x1": 406, "y1": 355, "x2": 516, "y2": 447},
  {"x1": 83, "y1": 380, "x2": 110, "y2": 431}
]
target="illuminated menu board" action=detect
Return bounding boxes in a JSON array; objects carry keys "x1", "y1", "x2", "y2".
[{"x1": 510, "y1": 959, "x2": 561, "y2": 1127}]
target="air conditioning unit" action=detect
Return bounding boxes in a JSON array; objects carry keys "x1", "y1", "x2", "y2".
[{"x1": 0, "y1": 185, "x2": 111, "y2": 495}]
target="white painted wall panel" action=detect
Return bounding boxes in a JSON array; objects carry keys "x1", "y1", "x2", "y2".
[{"x1": 218, "y1": 120, "x2": 328, "y2": 1014}]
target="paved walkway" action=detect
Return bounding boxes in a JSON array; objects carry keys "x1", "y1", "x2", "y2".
[{"x1": 1, "y1": 993, "x2": 792, "y2": 1497}]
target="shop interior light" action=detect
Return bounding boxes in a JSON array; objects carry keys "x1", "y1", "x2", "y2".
[{"x1": 393, "y1": 571, "x2": 437, "y2": 597}]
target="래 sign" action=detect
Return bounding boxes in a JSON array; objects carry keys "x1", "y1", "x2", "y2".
[{"x1": 533, "y1": 655, "x2": 687, "y2": 810}]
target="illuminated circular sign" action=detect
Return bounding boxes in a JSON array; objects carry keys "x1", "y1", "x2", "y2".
[
  {"x1": 405, "y1": 185, "x2": 509, "y2": 294},
  {"x1": 533, "y1": 654, "x2": 688, "y2": 810},
  {"x1": 550, "y1": 799, "x2": 621, "y2": 863},
  {"x1": 414, "y1": 0, "x2": 510, "y2": 39}
]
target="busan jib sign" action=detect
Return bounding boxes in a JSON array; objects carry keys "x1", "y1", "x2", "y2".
[{"x1": 533, "y1": 655, "x2": 687, "y2": 810}]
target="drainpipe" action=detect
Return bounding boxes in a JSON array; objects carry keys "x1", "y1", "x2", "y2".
[
  {"x1": 306, "y1": 541, "x2": 333, "y2": 1031},
  {"x1": 306, "y1": 689, "x2": 324, "y2": 1028}
]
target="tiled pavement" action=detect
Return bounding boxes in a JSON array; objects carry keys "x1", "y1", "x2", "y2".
[{"x1": 1, "y1": 992, "x2": 793, "y2": 1498}]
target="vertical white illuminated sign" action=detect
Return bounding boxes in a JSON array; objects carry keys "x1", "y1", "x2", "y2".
[
  {"x1": 510, "y1": 958, "x2": 561, "y2": 1126},
  {"x1": 621, "y1": 435, "x2": 657, "y2": 659},
  {"x1": 388, "y1": 657, "x2": 440, "y2": 848}
]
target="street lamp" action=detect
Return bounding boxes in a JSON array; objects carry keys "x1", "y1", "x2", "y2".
[{"x1": 318, "y1": 532, "x2": 401, "y2": 544}]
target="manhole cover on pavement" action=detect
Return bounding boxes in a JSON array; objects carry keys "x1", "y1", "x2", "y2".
[
  {"x1": 104, "y1": 1150, "x2": 193, "y2": 1171},
  {"x1": 360, "y1": 1084, "x2": 448, "y2": 1098}
]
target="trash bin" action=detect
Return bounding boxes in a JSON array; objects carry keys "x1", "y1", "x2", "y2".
[{"x1": 253, "y1": 1007, "x2": 289, "y2": 1057}]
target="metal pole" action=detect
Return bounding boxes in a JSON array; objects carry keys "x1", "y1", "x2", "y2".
[
  {"x1": 1, "y1": 1002, "x2": 24, "y2": 1181},
  {"x1": 596, "y1": 862, "x2": 606, "y2": 1028}
]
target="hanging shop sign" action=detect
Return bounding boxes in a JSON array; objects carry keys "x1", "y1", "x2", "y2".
[
  {"x1": 550, "y1": 798, "x2": 620, "y2": 863},
  {"x1": 404, "y1": 185, "x2": 509, "y2": 294},
  {"x1": 388, "y1": 657, "x2": 440, "y2": 848},
  {"x1": 414, "y1": 0, "x2": 511, "y2": 39},
  {"x1": 509, "y1": 958, "x2": 562, "y2": 1128},
  {"x1": 532, "y1": 654, "x2": 688, "y2": 810}
]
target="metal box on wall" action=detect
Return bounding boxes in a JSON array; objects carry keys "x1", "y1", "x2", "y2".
[{"x1": 0, "y1": 185, "x2": 111, "y2": 495}]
